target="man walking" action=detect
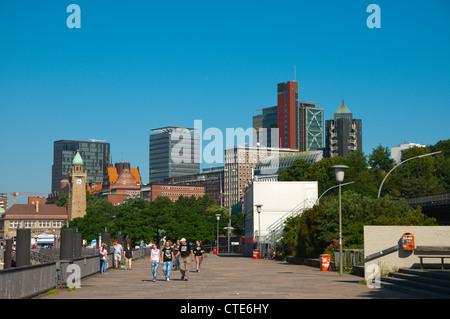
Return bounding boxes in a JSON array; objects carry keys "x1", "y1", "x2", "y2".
[
  {"x1": 175, "y1": 238, "x2": 194, "y2": 281},
  {"x1": 113, "y1": 240, "x2": 123, "y2": 269}
]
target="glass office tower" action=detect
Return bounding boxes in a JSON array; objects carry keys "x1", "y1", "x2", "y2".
[
  {"x1": 149, "y1": 127, "x2": 200, "y2": 184},
  {"x1": 52, "y1": 140, "x2": 110, "y2": 192}
]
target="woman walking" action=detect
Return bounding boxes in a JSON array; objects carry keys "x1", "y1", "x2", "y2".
[
  {"x1": 100, "y1": 243, "x2": 108, "y2": 274},
  {"x1": 150, "y1": 243, "x2": 160, "y2": 282},
  {"x1": 193, "y1": 240, "x2": 205, "y2": 272},
  {"x1": 123, "y1": 241, "x2": 133, "y2": 270},
  {"x1": 161, "y1": 241, "x2": 175, "y2": 281}
]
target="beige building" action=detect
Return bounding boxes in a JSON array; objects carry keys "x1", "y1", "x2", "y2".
[
  {"x1": 67, "y1": 151, "x2": 87, "y2": 220},
  {"x1": 224, "y1": 145, "x2": 300, "y2": 208},
  {"x1": 0, "y1": 201, "x2": 67, "y2": 241}
]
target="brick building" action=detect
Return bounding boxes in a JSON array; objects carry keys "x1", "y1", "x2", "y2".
[
  {"x1": 0, "y1": 201, "x2": 67, "y2": 241},
  {"x1": 141, "y1": 183, "x2": 205, "y2": 203},
  {"x1": 91, "y1": 162, "x2": 142, "y2": 206}
]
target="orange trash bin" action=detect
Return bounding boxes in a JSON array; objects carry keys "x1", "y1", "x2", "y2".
[
  {"x1": 253, "y1": 249, "x2": 260, "y2": 259},
  {"x1": 320, "y1": 254, "x2": 331, "y2": 271},
  {"x1": 214, "y1": 247, "x2": 217, "y2": 255}
]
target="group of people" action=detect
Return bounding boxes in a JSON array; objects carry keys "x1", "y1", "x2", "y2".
[
  {"x1": 150, "y1": 238, "x2": 205, "y2": 282},
  {"x1": 99, "y1": 240, "x2": 134, "y2": 274},
  {"x1": 98, "y1": 238, "x2": 206, "y2": 282}
]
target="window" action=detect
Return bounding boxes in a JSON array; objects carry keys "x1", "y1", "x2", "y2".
[
  {"x1": 53, "y1": 221, "x2": 63, "y2": 228},
  {"x1": 23, "y1": 221, "x2": 35, "y2": 228},
  {"x1": 9, "y1": 221, "x2": 21, "y2": 228},
  {"x1": 39, "y1": 221, "x2": 51, "y2": 228}
]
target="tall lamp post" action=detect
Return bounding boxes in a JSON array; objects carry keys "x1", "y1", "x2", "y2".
[
  {"x1": 215, "y1": 214, "x2": 221, "y2": 255},
  {"x1": 377, "y1": 151, "x2": 442, "y2": 198},
  {"x1": 225, "y1": 168, "x2": 236, "y2": 253},
  {"x1": 332, "y1": 165, "x2": 349, "y2": 277},
  {"x1": 255, "y1": 204, "x2": 263, "y2": 257}
]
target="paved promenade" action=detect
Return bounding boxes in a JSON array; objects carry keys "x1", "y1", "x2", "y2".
[{"x1": 36, "y1": 254, "x2": 414, "y2": 299}]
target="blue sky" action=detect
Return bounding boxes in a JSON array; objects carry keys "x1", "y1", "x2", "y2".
[{"x1": 0, "y1": 1, "x2": 449, "y2": 203}]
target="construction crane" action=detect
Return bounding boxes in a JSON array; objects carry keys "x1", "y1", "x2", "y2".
[{"x1": 0, "y1": 192, "x2": 49, "y2": 206}]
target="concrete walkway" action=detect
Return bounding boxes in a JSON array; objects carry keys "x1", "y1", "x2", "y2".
[{"x1": 36, "y1": 254, "x2": 414, "y2": 299}]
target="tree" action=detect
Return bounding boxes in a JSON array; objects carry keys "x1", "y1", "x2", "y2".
[
  {"x1": 368, "y1": 144, "x2": 395, "y2": 171},
  {"x1": 286, "y1": 191, "x2": 437, "y2": 258},
  {"x1": 55, "y1": 194, "x2": 68, "y2": 207}
]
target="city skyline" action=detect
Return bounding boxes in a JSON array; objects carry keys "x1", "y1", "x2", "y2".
[{"x1": 0, "y1": 1, "x2": 449, "y2": 202}]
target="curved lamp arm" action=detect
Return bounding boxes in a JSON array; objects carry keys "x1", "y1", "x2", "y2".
[
  {"x1": 377, "y1": 151, "x2": 442, "y2": 199},
  {"x1": 316, "y1": 181, "x2": 355, "y2": 205}
]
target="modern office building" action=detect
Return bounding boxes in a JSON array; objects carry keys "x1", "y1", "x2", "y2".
[
  {"x1": 253, "y1": 81, "x2": 324, "y2": 152},
  {"x1": 163, "y1": 166, "x2": 224, "y2": 206},
  {"x1": 253, "y1": 150, "x2": 323, "y2": 182},
  {"x1": 253, "y1": 106, "x2": 278, "y2": 148},
  {"x1": 296, "y1": 102, "x2": 324, "y2": 151},
  {"x1": 325, "y1": 100, "x2": 362, "y2": 157},
  {"x1": 52, "y1": 140, "x2": 110, "y2": 193},
  {"x1": 149, "y1": 126, "x2": 200, "y2": 184},
  {"x1": 224, "y1": 145, "x2": 299, "y2": 208}
]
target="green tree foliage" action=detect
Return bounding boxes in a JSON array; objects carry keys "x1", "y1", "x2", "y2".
[
  {"x1": 283, "y1": 191, "x2": 436, "y2": 258},
  {"x1": 66, "y1": 194, "x2": 237, "y2": 247},
  {"x1": 368, "y1": 144, "x2": 395, "y2": 171},
  {"x1": 55, "y1": 193, "x2": 68, "y2": 207}
]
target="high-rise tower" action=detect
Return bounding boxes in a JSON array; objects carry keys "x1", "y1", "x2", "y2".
[
  {"x1": 325, "y1": 100, "x2": 362, "y2": 157},
  {"x1": 67, "y1": 151, "x2": 87, "y2": 221}
]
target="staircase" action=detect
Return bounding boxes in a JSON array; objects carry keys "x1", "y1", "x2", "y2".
[
  {"x1": 382, "y1": 268, "x2": 450, "y2": 298},
  {"x1": 261, "y1": 198, "x2": 316, "y2": 248}
]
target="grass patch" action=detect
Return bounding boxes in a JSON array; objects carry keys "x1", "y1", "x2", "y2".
[{"x1": 45, "y1": 289, "x2": 59, "y2": 296}]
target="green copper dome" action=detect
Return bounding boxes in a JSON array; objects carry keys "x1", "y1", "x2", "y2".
[
  {"x1": 335, "y1": 99, "x2": 352, "y2": 114},
  {"x1": 73, "y1": 151, "x2": 84, "y2": 165}
]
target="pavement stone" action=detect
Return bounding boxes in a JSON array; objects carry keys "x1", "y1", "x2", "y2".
[{"x1": 35, "y1": 253, "x2": 416, "y2": 300}]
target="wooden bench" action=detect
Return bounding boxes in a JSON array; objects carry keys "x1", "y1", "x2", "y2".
[{"x1": 415, "y1": 246, "x2": 450, "y2": 269}]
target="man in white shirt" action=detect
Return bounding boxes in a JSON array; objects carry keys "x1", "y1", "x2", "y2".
[{"x1": 113, "y1": 240, "x2": 123, "y2": 269}]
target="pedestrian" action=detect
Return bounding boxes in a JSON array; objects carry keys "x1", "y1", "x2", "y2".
[
  {"x1": 123, "y1": 241, "x2": 133, "y2": 270},
  {"x1": 175, "y1": 238, "x2": 194, "y2": 281},
  {"x1": 161, "y1": 240, "x2": 175, "y2": 281},
  {"x1": 173, "y1": 239, "x2": 180, "y2": 270},
  {"x1": 100, "y1": 243, "x2": 108, "y2": 274},
  {"x1": 113, "y1": 240, "x2": 123, "y2": 269},
  {"x1": 150, "y1": 243, "x2": 160, "y2": 282},
  {"x1": 193, "y1": 240, "x2": 205, "y2": 272}
]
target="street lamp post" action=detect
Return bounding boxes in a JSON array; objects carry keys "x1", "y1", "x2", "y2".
[
  {"x1": 215, "y1": 214, "x2": 221, "y2": 255},
  {"x1": 255, "y1": 204, "x2": 263, "y2": 257},
  {"x1": 377, "y1": 151, "x2": 442, "y2": 198},
  {"x1": 332, "y1": 165, "x2": 349, "y2": 277},
  {"x1": 225, "y1": 168, "x2": 236, "y2": 253}
]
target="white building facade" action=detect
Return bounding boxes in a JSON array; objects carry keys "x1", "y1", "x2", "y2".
[
  {"x1": 242, "y1": 181, "x2": 318, "y2": 257},
  {"x1": 391, "y1": 142, "x2": 426, "y2": 164}
]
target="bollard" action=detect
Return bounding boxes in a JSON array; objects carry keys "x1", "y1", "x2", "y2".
[
  {"x1": 4, "y1": 239, "x2": 12, "y2": 269},
  {"x1": 60, "y1": 228, "x2": 74, "y2": 260},
  {"x1": 73, "y1": 233, "x2": 82, "y2": 258},
  {"x1": 16, "y1": 229, "x2": 31, "y2": 267},
  {"x1": 100, "y1": 233, "x2": 111, "y2": 250}
]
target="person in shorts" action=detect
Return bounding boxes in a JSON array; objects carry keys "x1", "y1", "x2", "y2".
[{"x1": 113, "y1": 240, "x2": 123, "y2": 269}]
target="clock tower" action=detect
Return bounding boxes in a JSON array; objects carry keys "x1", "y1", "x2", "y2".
[{"x1": 67, "y1": 151, "x2": 87, "y2": 220}]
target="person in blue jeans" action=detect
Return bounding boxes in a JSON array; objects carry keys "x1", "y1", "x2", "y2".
[
  {"x1": 150, "y1": 244, "x2": 160, "y2": 282},
  {"x1": 161, "y1": 241, "x2": 175, "y2": 281},
  {"x1": 99, "y1": 243, "x2": 108, "y2": 274}
]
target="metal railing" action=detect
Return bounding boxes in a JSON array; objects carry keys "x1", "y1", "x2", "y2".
[
  {"x1": 334, "y1": 249, "x2": 365, "y2": 269},
  {"x1": 261, "y1": 198, "x2": 317, "y2": 248}
]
